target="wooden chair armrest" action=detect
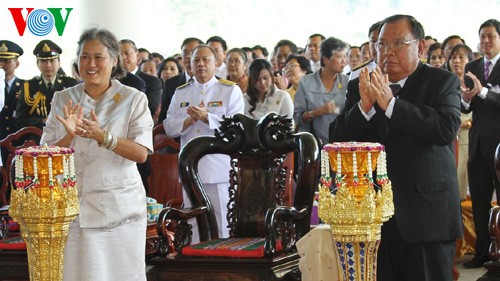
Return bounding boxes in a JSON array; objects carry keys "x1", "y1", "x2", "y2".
[
  {"x1": 263, "y1": 206, "x2": 308, "y2": 257},
  {"x1": 156, "y1": 206, "x2": 207, "y2": 256}
]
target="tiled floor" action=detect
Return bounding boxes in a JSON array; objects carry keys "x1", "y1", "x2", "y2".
[{"x1": 456, "y1": 254, "x2": 487, "y2": 281}]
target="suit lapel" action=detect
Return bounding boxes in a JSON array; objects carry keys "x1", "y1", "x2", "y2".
[
  {"x1": 487, "y1": 60, "x2": 500, "y2": 85},
  {"x1": 395, "y1": 63, "x2": 424, "y2": 102}
]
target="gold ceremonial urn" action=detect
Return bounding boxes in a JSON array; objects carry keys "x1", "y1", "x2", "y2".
[
  {"x1": 318, "y1": 142, "x2": 394, "y2": 281},
  {"x1": 9, "y1": 145, "x2": 79, "y2": 281}
]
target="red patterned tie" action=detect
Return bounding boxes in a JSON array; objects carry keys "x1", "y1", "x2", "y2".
[{"x1": 485, "y1": 60, "x2": 491, "y2": 81}]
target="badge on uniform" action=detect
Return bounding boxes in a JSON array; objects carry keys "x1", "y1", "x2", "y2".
[
  {"x1": 113, "y1": 93, "x2": 122, "y2": 103},
  {"x1": 208, "y1": 101, "x2": 222, "y2": 107},
  {"x1": 180, "y1": 102, "x2": 190, "y2": 107}
]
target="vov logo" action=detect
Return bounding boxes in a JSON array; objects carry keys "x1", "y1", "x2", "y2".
[{"x1": 9, "y1": 8, "x2": 73, "y2": 36}]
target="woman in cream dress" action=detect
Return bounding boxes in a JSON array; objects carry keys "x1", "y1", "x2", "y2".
[
  {"x1": 41, "y1": 28, "x2": 153, "y2": 281},
  {"x1": 243, "y1": 59, "x2": 293, "y2": 121}
]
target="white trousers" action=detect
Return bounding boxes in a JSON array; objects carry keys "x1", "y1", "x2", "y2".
[{"x1": 182, "y1": 182, "x2": 230, "y2": 243}]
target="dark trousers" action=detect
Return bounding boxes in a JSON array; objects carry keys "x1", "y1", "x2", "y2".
[
  {"x1": 137, "y1": 158, "x2": 151, "y2": 194},
  {"x1": 468, "y1": 154, "x2": 500, "y2": 260},
  {"x1": 377, "y1": 219, "x2": 456, "y2": 281}
]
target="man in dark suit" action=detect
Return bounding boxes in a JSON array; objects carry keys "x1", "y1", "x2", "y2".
[
  {"x1": 16, "y1": 40, "x2": 77, "y2": 130},
  {"x1": 330, "y1": 15, "x2": 462, "y2": 281},
  {"x1": 0, "y1": 40, "x2": 24, "y2": 163},
  {"x1": 461, "y1": 18, "x2": 500, "y2": 269},
  {"x1": 158, "y1": 37, "x2": 203, "y2": 124},
  {"x1": 120, "y1": 72, "x2": 146, "y2": 93},
  {"x1": 119, "y1": 39, "x2": 162, "y2": 118},
  {"x1": 119, "y1": 39, "x2": 162, "y2": 194}
]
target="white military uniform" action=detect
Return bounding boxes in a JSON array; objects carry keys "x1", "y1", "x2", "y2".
[
  {"x1": 164, "y1": 76, "x2": 244, "y2": 240},
  {"x1": 348, "y1": 60, "x2": 377, "y2": 80}
]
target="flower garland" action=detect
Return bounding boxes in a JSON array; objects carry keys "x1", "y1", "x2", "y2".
[
  {"x1": 376, "y1": 150, "x2": 389, "y2": 185},
  {"x1": 352, "y1": 152, "x2": 359, "y2": 185},
  {"x1": 13, "y1": 145, "x2": 76, "y2": 189},
  {"x1": 320, "y1": 150, "x2": 332, "y2": 189},
  {"x1": 367, "y1": 151, "x2": 373, "y2": 186},
  {"x1": 320, "y1": 142, "x2": 388, "y2": 192}
]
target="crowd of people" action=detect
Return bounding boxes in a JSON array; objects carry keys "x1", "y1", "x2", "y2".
[{"x1": 0, "y1": 13, "x2": 499, "y2": 281}]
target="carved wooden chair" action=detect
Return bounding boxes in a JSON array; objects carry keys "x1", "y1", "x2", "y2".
[
  {"x1": 0, "y1": 126, "x2": 43, "y2": 280},
  {"x1": 474, "y1": 143, "x2": 500, "y2": 280},
  {"x1": 147, "y1": 113, "x2": 320, "y2": 281}
]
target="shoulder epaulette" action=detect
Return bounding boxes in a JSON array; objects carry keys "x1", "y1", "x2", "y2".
[
  {"x1": 176, "y1": 80, "x2": 193, "y2": 90},
  {"x1": 218, "y1": 79, "x2": 236, "y2": 86},
  {"x1": 352, "y1": 60, "x2": 371, "y2": 71}
]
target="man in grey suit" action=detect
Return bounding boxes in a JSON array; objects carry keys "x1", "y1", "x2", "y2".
[
  {"x1": 462, "y1": 18, "x2": 500, "y2": 269},
  {"x1": 330, "y1": 14, "x2": 462, "y2": 281}
]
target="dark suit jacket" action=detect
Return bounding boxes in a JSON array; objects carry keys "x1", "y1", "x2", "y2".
[
  {"x1": 330, "y1": 63, "x2": 463, "y2": 243},
  {"x1": 462, "y1": 57, "x2": 500, "y2": 160},
  {"x1": 158, "y1": 72, "x2": 187, "y2": 124},
  {"x1": 135, "y1": 71, "x2": 162, "y2": 117},
  {"x1": 1, "y1": 77, "x2": 24, "y2": 139},
  {"x1": 120, "y1": 72, "x2": 146, "y2": 93},
  {"x1": 16, "y1": 74, "x2": 77, "y2": 130}
]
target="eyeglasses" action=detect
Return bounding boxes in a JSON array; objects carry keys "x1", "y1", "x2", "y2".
[
  {"x1": 284, "y1": 63, "x2": 300, "y2": 70},
  {"x1": 227, "y1": 59, "x2": 243, "y2": 65},
  {"x1": 375, "y1": 39, "x2": 418, "y2": 51}
]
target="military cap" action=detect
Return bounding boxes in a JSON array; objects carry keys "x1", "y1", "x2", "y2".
[
  {"x1": 33, "y1": 40, "x2": 62, "y2": 60},
  {"x1": 0, "y1": 40, "x2": 24, "y2": 59}
]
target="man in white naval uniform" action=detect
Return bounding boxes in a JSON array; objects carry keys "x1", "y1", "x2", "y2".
[{"x1": 164, "y1": 44, "x2": 244, "y2": 242}]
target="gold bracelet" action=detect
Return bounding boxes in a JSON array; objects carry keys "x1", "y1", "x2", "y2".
[{"x1": 98, "y1": 131, "x2": 111, "y2": 147}]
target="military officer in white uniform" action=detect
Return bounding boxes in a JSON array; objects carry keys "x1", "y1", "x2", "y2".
[{"x1": 164, "y1": 44, "x2": 244, "y2": 241}]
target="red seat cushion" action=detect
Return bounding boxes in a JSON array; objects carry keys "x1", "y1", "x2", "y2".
[
  {"x1": 0, "y1": 236, "x2": 26, "y2": 250},
  {"x1": 182, "y1": 237, "x2": 282, "y2": 258}
]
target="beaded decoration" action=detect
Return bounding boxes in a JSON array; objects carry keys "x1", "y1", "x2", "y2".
[
  {"x1": 320, "y1": 142, "x2": 390, "y2": 189},
  {"x1": 14, "y1": 145, "x2": 75, "y2": 189}
]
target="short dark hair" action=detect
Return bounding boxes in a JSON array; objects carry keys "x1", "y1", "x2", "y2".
[
  {"x1": 379, "y1": 15, "x2": 425, "y2": 40},
  {"x1": 424, "y1": 35, "x2": 437, "y2": 41},
  {"x1": 285, "y1": 54, "x2": 312, "y2": 74},
  {"x1": 139, "y1": 59, "x2": 155, "y2": 68},
  {"x1": 309, "y1": 33, "x2": 326, "y2": 40},
  {"x1": 274, "y1": 40, "x2": 298, "y2": 54},
  {"x1": 426, "y1": 42, "x2": 442, "y2": 63},
  {"x1": 180, "y1": 37, "x2": 203, "y2": 50},
  {"x1": 369, "y1": 21, "x2": 382, "y2": 37},
  {"x1": 206, "y1": 36, "x2": 227, "y2": 51},
  {"x1": 442, "y1": 35, "x2": 465, "y2": 49},
  {"x1": 241, "y1": 47, "x2": 252, "y2": 53},
  {"x1": 479, "y1": 19, "x2": 500, "y2": 36},
  {"x1": 320, "y1": 37, "x2": 349, "y2": 67},
  {"x1": 252, "y1": 45, "x2": 269, "y2": 58},
  {"x1": 138, "y1": 48, "x2": 149, "y2": 54},
  {"x1": 118, "y1": 39, "x2": 137, "y2": 51},
  {"x1": 149, "y1": 52, "x2": 164, "y2": 60}
]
